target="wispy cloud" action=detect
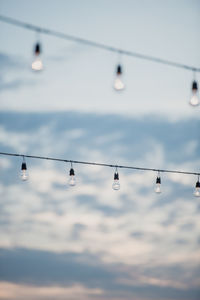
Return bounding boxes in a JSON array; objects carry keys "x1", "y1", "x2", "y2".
[{"x1": 0, "y1": 281, "x2": 103, "y2": 300}]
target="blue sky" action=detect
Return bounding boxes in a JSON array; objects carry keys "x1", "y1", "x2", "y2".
[{"x1": 0, "y1": 1, "x2": 200, "y2": 299}]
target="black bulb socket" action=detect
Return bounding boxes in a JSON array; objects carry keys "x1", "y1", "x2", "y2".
[
  {"x1": 156, "y1": 176, "x2": 161, "y2": 184},
  {"x1": 196, "y1": 180, "x2": 200, "y2": 188},
  {"x1": 69, "y1": 168, "x2": 75, "y2": 176},
  {"x1": 192, "y1": 81, "x2": 198, "y2": 92},
  {"x1": 35, "y1": 43, "x2": 41, "y2": 55},
  {"x1": 114, "y1": 172, "x2": 119, "y2": 180},
  {"x1": 21, "y1": 162, "x2": 27, "y2": 171},
  {"x1": 116, "y1": 65, "x2": 122, "y2": 75}
]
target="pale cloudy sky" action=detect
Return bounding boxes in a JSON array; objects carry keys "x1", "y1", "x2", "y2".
[
  {"x1": 0, "y1": 1, "x2": 200, "y2": 300},
  {"x1": 0, "y1": 0, "x2": 200, "y2": 118}
]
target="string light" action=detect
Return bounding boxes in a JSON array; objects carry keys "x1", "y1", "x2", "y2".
[
  {"x1": 0, "y1": 15, "x2": 200, "y2": 106},
  {"x1": 0, "y1": 15, "x2": 199, "y2": 72},
  {"x1": 189, "y1": 80, "x2": 199, "y2": 107},
  {"x1": 69, "y1": 162, "x2": 76, "y2": 186},
  {"x1": 0, "y1": 152, "x2": 199, "y2": 196},
  {"x1": 32, "y1": 42, "x2": 43, "y2": 71},
  {"x1": 21, "y1": 156, "x2": 28, "y2": 181},
  {"x1": 114, "y1": 65, "x2": 125, "y2": 91},
  {"x1": 155, "y1": 171, "x2": 161, "y2": 194},
  {"x1": 112, "y1": 167, "x2": 120, "y2": 190},
  {"x1": 194, "y1": 176, "x2": 200, "y2": 197}
]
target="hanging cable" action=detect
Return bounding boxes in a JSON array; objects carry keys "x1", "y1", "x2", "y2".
[
  {"x1": 0, "y1": 14, "x2": 199, "y2": 73},
  {"x1": 0, "y1": 151, "x2": 199, "y2": 176}
]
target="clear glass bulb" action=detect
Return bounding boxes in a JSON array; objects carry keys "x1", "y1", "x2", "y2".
[
  {"x1": 194, "y1": 187, "x2": 200, "y2": 197},
  {"x1": 112, "y1": 179, "x2": 120, "y2": 190},
  {"x1": 21, "y1": 169, "x2": 28, "y2": 181},
  {"x1": 69, "y1": 175, "x2": 76, "y2": 186},
  {"x1": 32, "y1": 56, "x2": 43, "y2": 71},
  {"x1": 189, "y1": 93, "x2": 200, "y2": 106},
  {"x1": 155, "y1": 183, "x2": 161, "y2": 194},
  {"x1": 114, "y1": 75, "x2": 125, "y2": 91}
]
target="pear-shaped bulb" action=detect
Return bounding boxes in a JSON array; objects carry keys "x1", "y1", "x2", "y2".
[
  {"x1": 194, "y1": 187, "x2": 200, "y2": 197},
  {"x1": 114, "y1": 65, "x2": 125, "y2": 91},
  {"x1": 69, "y1": 175, "x2": 76, "y2": 186},
  {"x1": 155, "y1": 183, "x2": 161, "y2": 194},
  {"x1": 189, "y1": 81, "x2": 199, "y2": 106},
  {"x1": 112, "y1": 179, "x2": 120, "y2": 190},
  {"x1": 32, "y1": 56, "x2": 43, "y2": 71},
  {"x1": 155, "y1": 176, "x2": 161, "y2": 194},
  {"x1": 114, "y1": 75, "x2": 125, "y2": 91}
]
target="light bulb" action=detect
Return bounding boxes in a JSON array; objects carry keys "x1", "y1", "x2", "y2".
[
  {"x1": 21, "y1": 161, "x2": 28, "y2": 181},
  {"x1": 114, "y1": 65, "x2": 125, "y2": 91},
  {"x1": 69, "y1": 168, "x2": 76, "y2": 186},
  {"x1": 112, "y1": 179, "x2": 120, "y2": 190},
  {"x1": 32, "y1": 43, "x2": 43, "y2": 71},
  {"x1": 194, "y1": 187, "x2": 200, "y2": 197},
  {"x1": 194, "y1": 179, "x2": 200, "y2": 197},
  {"x1": 21, "y1": 169, "x2": 28, "y2": 181},
  {"x1": 189, "y1": 81, "x2": 199, "y2": 106},
  {"x1": 155, "y1": 183, "x2": 161, "y2": 193},
  {"x1": 32, "y1": 56, "x2": 43, "y2": 71},
  {"x1": 69, "y1": 175, "x2": 76, "y2": 186},
  {"x1": 112, "y1": 172, "x2": 120, "y2": 190},
  {"x1": 190, "y1": 94, "x2": 199, "y2": 107},
  {"x1": 155, "y1": 176, "x2": 161, "y2": 194}
]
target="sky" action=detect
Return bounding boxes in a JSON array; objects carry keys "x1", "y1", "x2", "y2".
[{"x1": 0, "y1": 1, "x2": 200, "y2": 299}]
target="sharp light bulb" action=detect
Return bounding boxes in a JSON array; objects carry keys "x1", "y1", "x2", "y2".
[
  {"x1": 69, "y1": 168, "x2": 76, "y2": 186},
  {"x1": 194, "y1": 180, "x2": 200, "y2": 197},
  {"x1": 112, "y1": 172, "x2": 120, "y2": 190},
  {"x1": 189, "y1": 81, "x2": 199, "y2": 106},
  {"x1": 21, "y1": 161, "x2": 28, "y2": 181},
  {"x1": 114, "y1": 65, "x2": 125, "y2": 91},
  {"x1": 155, "y1": 176, "x2": 161, "y2": 194},
  {"x1": 32, "y1": 43, "x2": 43, "y2": 71}
]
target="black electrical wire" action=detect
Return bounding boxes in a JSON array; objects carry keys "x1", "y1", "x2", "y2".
[
  {"x1": 0, "y1": 14, "x2": 199, "y2": 72},
  {"x1": 0, "y1": 152, "x2": 199, "y2": 176}
]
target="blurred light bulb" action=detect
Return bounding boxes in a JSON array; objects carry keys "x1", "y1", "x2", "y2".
[
  {"x1": 194, "y1": 179, "x2": 200, "y2": 197},
  {"x1": 189, "y1": 81, "x2": 199, "y2": 106},
  {"x1": 32, "y1": 43, "x2": 43, "y2": 71},
  {"x1": 114, "y1": 65, "x2": 125, "y2": 91},
  {"x1": 32, "y1": 56, "x2": 43, "y2": 71},
  {"x1": 69, "y1": 167, "x2": 76, "y2": 186},
  {"x1": 155, "y1": 175, "x2": 161, "y2": 194},
  {"x1": 21, "y1": 161, "x2": 28, "y2": 181},
  {"x1": 114, "y1": 77, "x2": 125, "y2": 90},
  {"x1": 112, "y1": 171, "x2": 120, "y2": 190}
]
